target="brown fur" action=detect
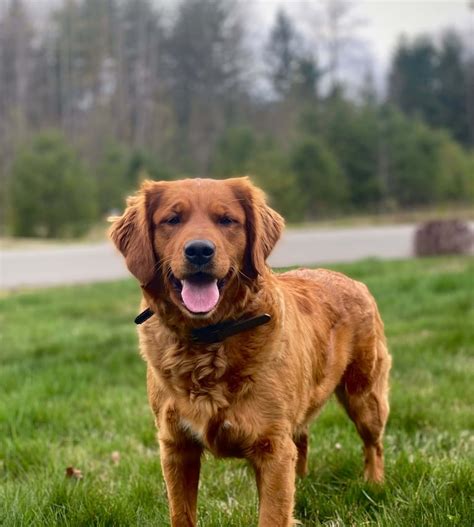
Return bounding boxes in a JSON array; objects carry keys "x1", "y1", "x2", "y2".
[{"x1": 110, "y1": 177, "x2": 391, "y2": 527}]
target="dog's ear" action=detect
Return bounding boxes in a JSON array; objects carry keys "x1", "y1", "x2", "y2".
[
  {"x1": 229, "y1": 177, "x2": 284, "y2": 278},
  {"x1": 109, "y1": 180, "x2": 165, "y2": 287}
]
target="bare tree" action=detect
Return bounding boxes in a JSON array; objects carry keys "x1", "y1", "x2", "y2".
[
  {"x1": 301, "y1": 0, "x2": 368, "y2": 94},
  {"x1": 0, "y1": 0, "x2": 35, "y2": 228},
  {"x1": 164, "y1": 0, "x2": 247, "y2": 172},
  {"x1": 0, "y1": 0, "x2": 33, "y2": 140}
]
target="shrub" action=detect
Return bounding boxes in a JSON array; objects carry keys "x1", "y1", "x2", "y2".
[
  {"x1": 127, "y1": 150, "x2": 174, "y2": 184},
  {"x1": 8, "y1": 131, "x2": 97, "y2": 238},
  {"x1": 436, "y1": 136, "x2": 474, "y2": 202},
  {"x1": 290, "y1": 137, "x2": 348, "y2": 217},
  {"x1": 211, "y1": 127, "x2": 258, "y2": 177},
  {"x1": 96, "y1": 142, "x2": 132, "y2": 215},
  {"x1": 383, "y1": 108, "x2": 474, "y2": 207},
  {"x1": 250, "y1": 147, "x2": 304, "y2": 222},
  {"x1": 302, "y1": 96, "x2": 383, "y2": 209}
]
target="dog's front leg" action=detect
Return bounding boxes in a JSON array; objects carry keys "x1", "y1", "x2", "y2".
[
  {"x1": 251, "y1": 436, "x2": 298, "y2": 527},
  {"x1": 159, "y1": 436, "x2": 202, "y2": 527}
]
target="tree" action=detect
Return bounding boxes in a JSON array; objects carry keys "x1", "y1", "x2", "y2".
[
  {"x1": 323, "y1": 94, "x2": 382, "y2": 208},
  {"x1": 0, "y1": 0, "x2": 34, "y2": 136},
  {"x1": 302, "y1": 0, "x2": 367, "y2": 94},
  {"x1": 324, "y1": 0, "x2": 357, "y2": 91},
  {"x1": 211, "y1": 127, "x2": 258, "y2": 176},
  {"x1": 466, "y1": 53, "x2": 474, "y2": 148},
  {"x1": 8, "y1": 131, "x2": 97, "y2": 237},
  {"x1": 96, "y1": 143, "x2": 175, "y2": 215},
  {"x1": 299, "y1": 93, "x2": 382, "y2": 209},
  {"x1": 389, "y1": 35, "x2": 439, "y2": 122},
  {"x1": 117, "y1": 0, "x2": 165, "y2": 147},
  {"x1": 435, "y1": 31, "x2": 471, "y2": 146},
  {"x1": 376, "y1": 106, "x2": 474, "y2": 208},
  {"x1": 291, "y1": 137, "x2": 348, "y2": 217},
  {"x1": 383, "y1": 109, "x2": 442, "y2": 207},
  {"x1": 250, "y1": 145, "x2": 304, "y2": 222},
  {"x1": 264, "y1": 9, "x2": 302, "y2": 98},
  {"x1": 126, "y1": 149, "x2": 174, "y2": 184},
  {"x1": 293, "y1": 54, "x2": 322, "y2": 101},
  {"x1": 96, "y1": 142, "x2": 132, "y2": 214},
  {"x1": 436, "y1": 133, "x2": 474, "y2": 201},
  {"x1": 1, "y1": 0, "x2": 473, "y2": 232},
  {"x1": 0, "y1": 0, "x2": 35, "y2": 221},
  {"x1": 388, "y1": 30, "x2": 472, "y2": 148},
  {"x1": 165, "y1": 0, "x2": 247, "y2": 172}
]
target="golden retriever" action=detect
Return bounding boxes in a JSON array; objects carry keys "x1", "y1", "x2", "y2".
[{"x1": 110, "y1": 177, "x2": 391, "y2": 527}]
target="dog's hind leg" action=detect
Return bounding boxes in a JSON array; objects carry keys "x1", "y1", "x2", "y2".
[
  {"x1": 293, "y1": 427, "x2": 309, "y2": 477},
  {"x1": 336, "y1": 338, "x2": 391, "y2": 484}
]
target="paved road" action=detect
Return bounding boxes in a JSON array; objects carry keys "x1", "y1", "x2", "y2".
[{"x1": 0, "y1": 224, "x2": 425, "y2": 291}]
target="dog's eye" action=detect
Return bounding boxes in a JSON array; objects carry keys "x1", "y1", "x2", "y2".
[
  {"x1": 163, "y1": 215, "x2": 181, "y2": 225},
  {"x1": 217, "y1": 216, "x2": 236, "y2": 226}
]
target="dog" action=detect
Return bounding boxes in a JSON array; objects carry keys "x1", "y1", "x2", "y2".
[{"x1": 110, "y1": 177, "x2": 391, "y2": 527}]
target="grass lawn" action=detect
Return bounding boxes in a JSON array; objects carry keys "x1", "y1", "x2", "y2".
[{"x1": 1, "y1": 257, "x2": 473, "y2": 526}]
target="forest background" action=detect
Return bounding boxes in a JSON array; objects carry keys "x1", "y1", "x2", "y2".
[{"x1": 1, "y1": 0, "x2": 473, "y2": 238}]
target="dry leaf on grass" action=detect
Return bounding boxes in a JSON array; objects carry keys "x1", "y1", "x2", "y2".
[{"x1": 65, "y1": 466, "x2": 83, "y2": 479}]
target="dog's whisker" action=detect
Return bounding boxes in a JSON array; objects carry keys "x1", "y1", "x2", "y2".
[{"x1": 153, "y1": 256, "x2": 174, "y2": 275}]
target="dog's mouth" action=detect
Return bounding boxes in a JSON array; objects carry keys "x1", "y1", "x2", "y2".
[{"x1": 170, "y1": 272, "x2": 227, "y2": 314}]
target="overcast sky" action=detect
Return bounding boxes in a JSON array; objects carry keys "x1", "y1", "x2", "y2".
[
  {"x1": 356, "y1": 0, "x2": 470, "y2": 66},
  {"x1": 258, "y1": 1, "x2": 472, "y2": 81},
  {"x1": 19, "y1": 0, "x2": 474, "y2": 91},
  {"x1": 244, "y1": 0, "x2": 472, "y2": 96}
]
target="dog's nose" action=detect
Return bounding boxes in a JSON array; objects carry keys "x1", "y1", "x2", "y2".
[{"x1": 184, "y1": 239, "x2": 215, "y2": 266}]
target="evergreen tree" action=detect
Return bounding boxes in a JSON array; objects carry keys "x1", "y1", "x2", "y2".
[
  {"x1": 388, "y1": 30, "x2": 471, "y2": 148},
  {"x1": 250, "y1": 146, "x2": 304, "y2": 222},
  {"x1": 96, "y1": 142, "x2": 132, "y2": 214},
  {"x1": 389, "y1": 35, "x2": 439, "y2": 123},
  {"x1": 291, "y1": 137, "x2": 349, "y2": 217},
  {"x1": 435, "y1": 31, "x2": 470, "y2": 146},
  {"x1": 265, "y1": 9, "x2": 302, "y2": 98},
  {"x1": 383, "y1": 109, "x2": 441, "y2": 206},
  {"x1": 212, "y1": 127, "x2": 258, "y2": 177},
  {"x1": 8, "y1": 131, "x2": 97, "y2": 238}
]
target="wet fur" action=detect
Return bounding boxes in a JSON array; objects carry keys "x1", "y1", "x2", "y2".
[{"x1": 110, "y1": 177, "x2": 391, "y2": 527}]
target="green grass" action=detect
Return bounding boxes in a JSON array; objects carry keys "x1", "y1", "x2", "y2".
[{"x1": 1, "y1": 257, "x2": 473, "y2": 526}]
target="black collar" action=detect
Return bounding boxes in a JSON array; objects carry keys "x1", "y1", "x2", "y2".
[
  {"x1": 134, "y1": 309, "x2": 271, "y2": 344},
  {"x1": 134, "y1": 308, "x2": 154, "y2": 325}
]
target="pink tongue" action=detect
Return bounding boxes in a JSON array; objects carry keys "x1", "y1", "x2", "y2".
[{"x1": 181, "y1": 279, "x2": 219, "y2": 313}]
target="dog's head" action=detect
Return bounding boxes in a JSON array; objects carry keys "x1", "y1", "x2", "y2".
[{"x1": 109, "y1": 177, "x2": 284, "y2": 319}]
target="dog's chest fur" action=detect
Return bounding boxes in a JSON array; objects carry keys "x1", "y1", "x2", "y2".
[{"x1": 145, "y1": 332, "x2": 264, "y2": 456}]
